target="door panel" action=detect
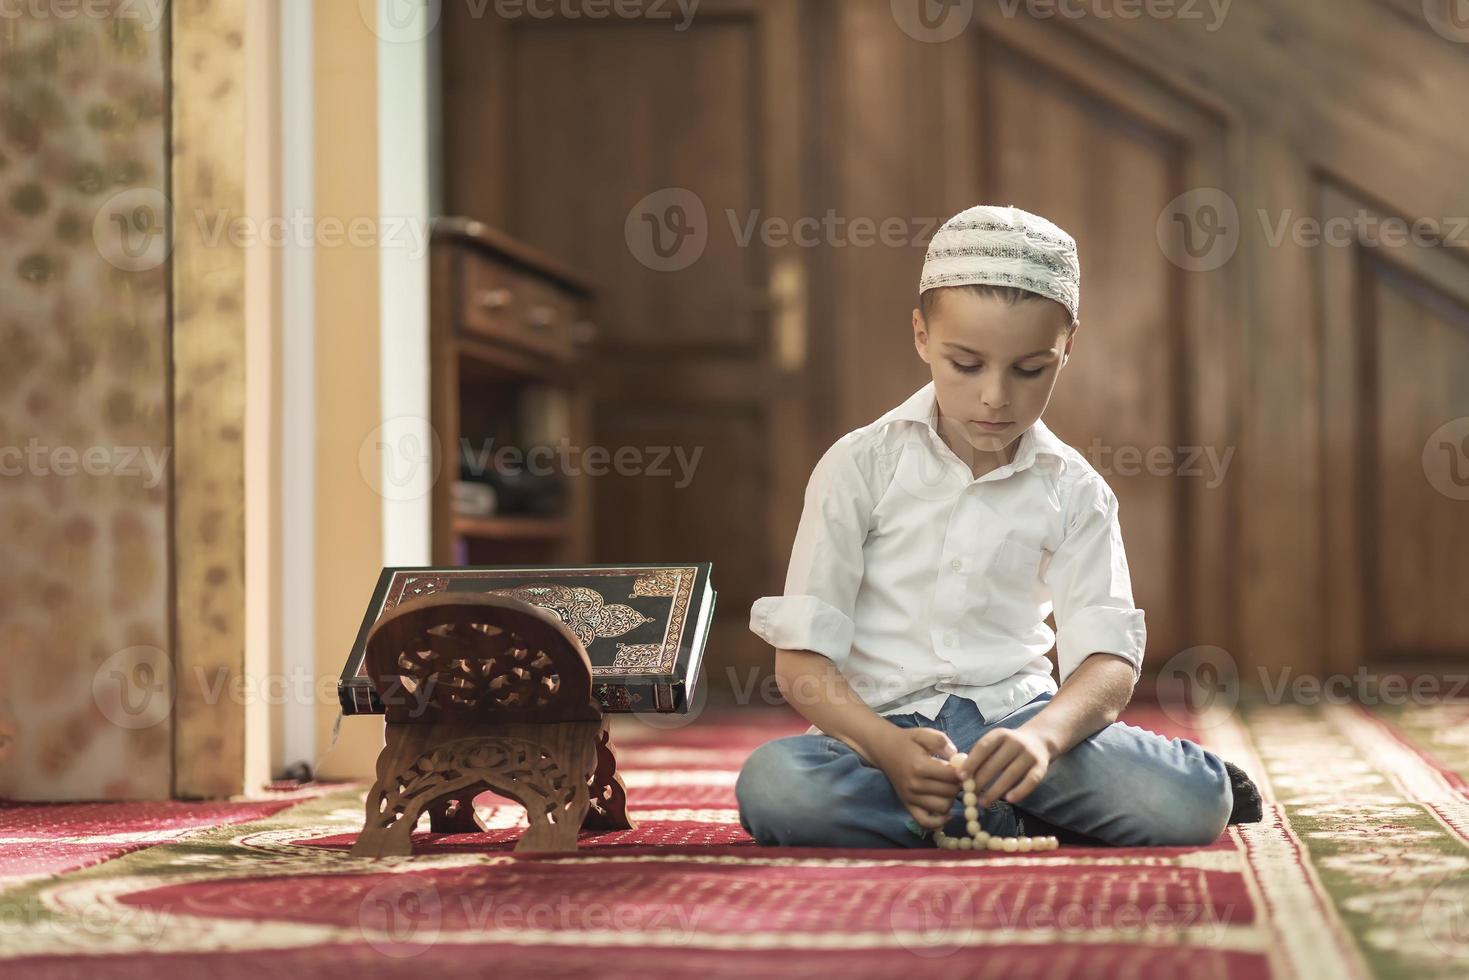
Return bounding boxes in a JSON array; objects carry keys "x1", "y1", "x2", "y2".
[{"x1": 441, "y1": 0, "x2": 808, "y2": 694}]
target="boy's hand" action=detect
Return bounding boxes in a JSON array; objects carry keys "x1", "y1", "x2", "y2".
[
  {"x1": 957, "y1": 726, "x2": 1052, "y2": 807},
  {"x1": 869, "y1": 727, "x2": 963, "y2": 831}
]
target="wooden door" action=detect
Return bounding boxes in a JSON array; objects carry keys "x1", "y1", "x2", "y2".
[{"x1": 439, "y1": 0, "x2": 812, "y2": 697}]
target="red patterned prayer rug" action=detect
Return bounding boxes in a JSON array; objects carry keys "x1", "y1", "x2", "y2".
[
  {"x1": 1, "y1": 702, "x2": 1466, "y2": 979},
  {"x1": 0, "y1": 793, "x2": 323, "y2": 887}
]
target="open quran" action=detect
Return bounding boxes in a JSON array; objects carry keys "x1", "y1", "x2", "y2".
[{"x1": 338, "y1": 563, "x2": 716, "y2": 716}]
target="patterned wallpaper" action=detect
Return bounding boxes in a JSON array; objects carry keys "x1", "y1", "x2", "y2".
[{"x1": 0, "y1": 9, "x2": 173, "y2": 798}]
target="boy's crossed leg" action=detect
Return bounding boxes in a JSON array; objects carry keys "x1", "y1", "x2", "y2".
[{"x1": 735, "y1": 692, "x2": 1233, "y2": 849}]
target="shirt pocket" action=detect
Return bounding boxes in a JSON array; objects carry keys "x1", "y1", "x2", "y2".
[{"x1": 986, "y1": 536, "x2": 1048, "y2": 630}]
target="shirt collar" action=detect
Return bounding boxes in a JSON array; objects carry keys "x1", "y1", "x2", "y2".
[{"x1": 877, "y1": 381, "x2": 1070, "y2": 476}]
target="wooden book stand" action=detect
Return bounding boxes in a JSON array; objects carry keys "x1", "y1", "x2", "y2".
[{"x1": 350, "y1": 593, "x2": 636, "y2": 857}]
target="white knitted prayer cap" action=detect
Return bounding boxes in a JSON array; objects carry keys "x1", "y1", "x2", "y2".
[{"x1": 919, "y1": 204, "x2": 1080, "y2": 325}]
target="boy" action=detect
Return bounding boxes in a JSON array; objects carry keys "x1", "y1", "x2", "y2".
[{"x1": 735, "y1": 204, "x2": 1260, "y2": 848}]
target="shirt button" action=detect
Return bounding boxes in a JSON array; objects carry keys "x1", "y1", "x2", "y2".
[
  {"x1": 944, "y1": 633, "x2": 955, "y2": 647},
  {"x1": 951, "y1": 559, "x2": 963, "y2": 572}
]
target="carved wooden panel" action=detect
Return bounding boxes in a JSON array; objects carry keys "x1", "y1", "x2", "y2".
[{"x1": 1321, "y1": 184, "x2": 1469, "y2": 670}]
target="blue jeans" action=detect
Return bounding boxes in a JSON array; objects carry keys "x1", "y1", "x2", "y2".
[{"x1": 735, "y1": 692, "x2": 1233, "y2": 848}]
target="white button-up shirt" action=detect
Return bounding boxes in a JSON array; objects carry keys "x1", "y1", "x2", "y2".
[{"x1": 750, "y1": 380, "x2": 1146, "y2": 733}]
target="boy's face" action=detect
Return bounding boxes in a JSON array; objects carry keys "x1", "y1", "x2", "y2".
[{"x1": 911, "y1": 289, "x2": 1075, "y2": 460}]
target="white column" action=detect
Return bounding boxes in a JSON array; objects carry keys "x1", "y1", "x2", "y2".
[
  {"x1": 375, "y1": 0, "x2": 436, "y2": 566},
  {"x1": 278, "y1": 0, "x2": 316, "y2": 771}
]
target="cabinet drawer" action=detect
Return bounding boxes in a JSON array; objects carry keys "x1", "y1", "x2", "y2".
[{"x1": 459, "y1": 253, "x2": 575, "y2": 360}]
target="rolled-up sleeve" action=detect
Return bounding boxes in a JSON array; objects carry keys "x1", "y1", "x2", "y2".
[
  {"x1": 1043, "y1": 474, "x2": 1147, "y2": 686},
  {"x1": 749, "y1": 434, "x2": 875, "y2": 668}
]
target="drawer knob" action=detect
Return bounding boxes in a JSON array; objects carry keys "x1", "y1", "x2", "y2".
[
  {"x1": 527, "y1": 305, "x2": 557, "y2": 328},
  {"x1": 475, "y1": 287, "x2": 513, "y2": 311}
]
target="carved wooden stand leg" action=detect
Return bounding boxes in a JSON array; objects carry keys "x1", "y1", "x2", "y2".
[
  {"x1": 351, "y1": 719, "x2": 601, "y2": 857},
  {"x1": 582, "y1": 717, "x2": 637, "y2": 832},
  {"x1": 428, "y1": 791, "x2": 486, "y2": 834}
]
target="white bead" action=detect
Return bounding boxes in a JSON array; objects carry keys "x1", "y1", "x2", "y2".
[
  {"x1": 949, "y1": 753, "x2": 966, "y2": 768},
  {"x1": 958, "y1": 837, "x2": 973, "y2": 850},
  {"x1": 1002, "y1": 837, "x2": 1019, "y2": 852},
  {"x1": 966, "y1": 820, "x2": 981, "y2": 836},
  {"x1": 975, "y1": 831, "x2": 991, "y2": 847},
  {"x1": 1018, "y1": 837, "x2": 1033, "y2": 852},
  {"x1": 962, "y1": 792, "x2": 977, "y2": 806},
  {"x1": 987, "y1": 835, "x2": 1004, "y2": 851},
  {"x1": 963, "y1": 806, "x2": 978, "y2": 821}
]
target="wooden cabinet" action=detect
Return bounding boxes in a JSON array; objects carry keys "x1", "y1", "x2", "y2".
[{"x1": 430, "y1": 217, "x2": 598, "y2": 566}]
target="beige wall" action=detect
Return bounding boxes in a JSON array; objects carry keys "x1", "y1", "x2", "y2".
[
  {"x1": 245, "y1": 0, "x2": 283, "y2": 796},
  {"x1": 312, "y1": 0, "x2": 389, "y2": 780}
]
